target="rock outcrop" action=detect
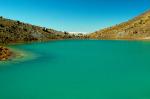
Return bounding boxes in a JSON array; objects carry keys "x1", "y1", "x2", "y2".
[{"x1": 0, "y1": 46, "x2": 12, "y2": 61}]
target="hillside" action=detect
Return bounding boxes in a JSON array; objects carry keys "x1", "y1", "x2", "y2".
[
  {"x1": 0, "y1": 17, "x2": 83, "y2": 44},
  {"x1": 90, "y1": 10, "x2": 150, "y2": 40}
]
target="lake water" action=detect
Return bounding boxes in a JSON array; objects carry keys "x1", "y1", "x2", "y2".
[{"x1": 0, "y1": 40, "x2": 150, "y2": 99}]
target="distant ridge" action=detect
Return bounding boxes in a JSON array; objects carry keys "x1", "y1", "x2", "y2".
[{"x1": 90, "y1": 10, "x2": 150, "y2": 40}]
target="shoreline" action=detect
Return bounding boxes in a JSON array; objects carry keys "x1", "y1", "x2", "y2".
[
  {"x1": 1, "y1": 37, "x2": 150, "y2": 46},
  {"x1": 0, "y1": 38, "x2": 150, "y2": 61}
]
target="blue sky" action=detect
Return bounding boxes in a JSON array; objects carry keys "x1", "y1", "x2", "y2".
[{"x1": 0, "y1": 0, "x2": 150, "y2": 33}]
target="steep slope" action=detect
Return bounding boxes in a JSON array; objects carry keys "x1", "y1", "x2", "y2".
[
  {"x1": 0, "y1": 17, "x2": 76, "y2": 44},
  {"x1": 90, "y1": 10, "x2": 150, "y2": 40}
]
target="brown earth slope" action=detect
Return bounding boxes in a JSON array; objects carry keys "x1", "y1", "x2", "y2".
[{"x1": 90, "y1": 10, "x2": 150, "y2": 40}]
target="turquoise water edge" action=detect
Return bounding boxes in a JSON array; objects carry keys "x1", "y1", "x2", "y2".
[{"x1": 0, "y1": 40, "x2": 150, "y2": 99}]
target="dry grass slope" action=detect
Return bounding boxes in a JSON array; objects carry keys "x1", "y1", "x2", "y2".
[{"x1": 90, "y1": 10, "x2": 150, "y2": 40}]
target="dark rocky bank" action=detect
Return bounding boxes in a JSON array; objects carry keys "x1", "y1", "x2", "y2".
[{"x1": 0, "y1": 46, "x2": 12, "y2": 61}]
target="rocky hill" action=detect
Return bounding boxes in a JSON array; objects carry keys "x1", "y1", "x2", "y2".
[
  {"x1": 0, "y1": 16, "x2": 81, "y2": 44},
  {"x1": 90, "y1": 10, "x2": 150, "y2": 40}
]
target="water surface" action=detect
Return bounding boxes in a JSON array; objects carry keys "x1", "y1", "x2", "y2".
[{"x1": 0, "y1": 40, "x2": 150, "y2": 99}]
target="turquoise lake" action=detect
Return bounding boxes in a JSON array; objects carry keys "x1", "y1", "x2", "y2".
[{"x1": 0, "y1": 40, "x2": 150, "y2": 99}]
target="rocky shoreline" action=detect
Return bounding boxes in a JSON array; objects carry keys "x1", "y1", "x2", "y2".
[{"x1": 0, "y1": 46, "x2": 12, "y2": 61}]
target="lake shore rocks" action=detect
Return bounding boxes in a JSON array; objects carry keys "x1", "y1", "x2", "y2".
[{"x1": 0, "y1": 46, "x2": 12, "y2": 61}]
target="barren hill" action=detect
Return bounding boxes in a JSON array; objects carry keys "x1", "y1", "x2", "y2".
[
  {"x1": 90, "y1": 10, "x2": 150, "y2": 40},
  {"x1": 0, "y1": 17, "x2": 75, "y2": 44}
]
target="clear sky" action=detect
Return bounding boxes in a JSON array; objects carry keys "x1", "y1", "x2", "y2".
[{"x1": 0, "y1": 0, "x2": 150, "y2": 33}]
